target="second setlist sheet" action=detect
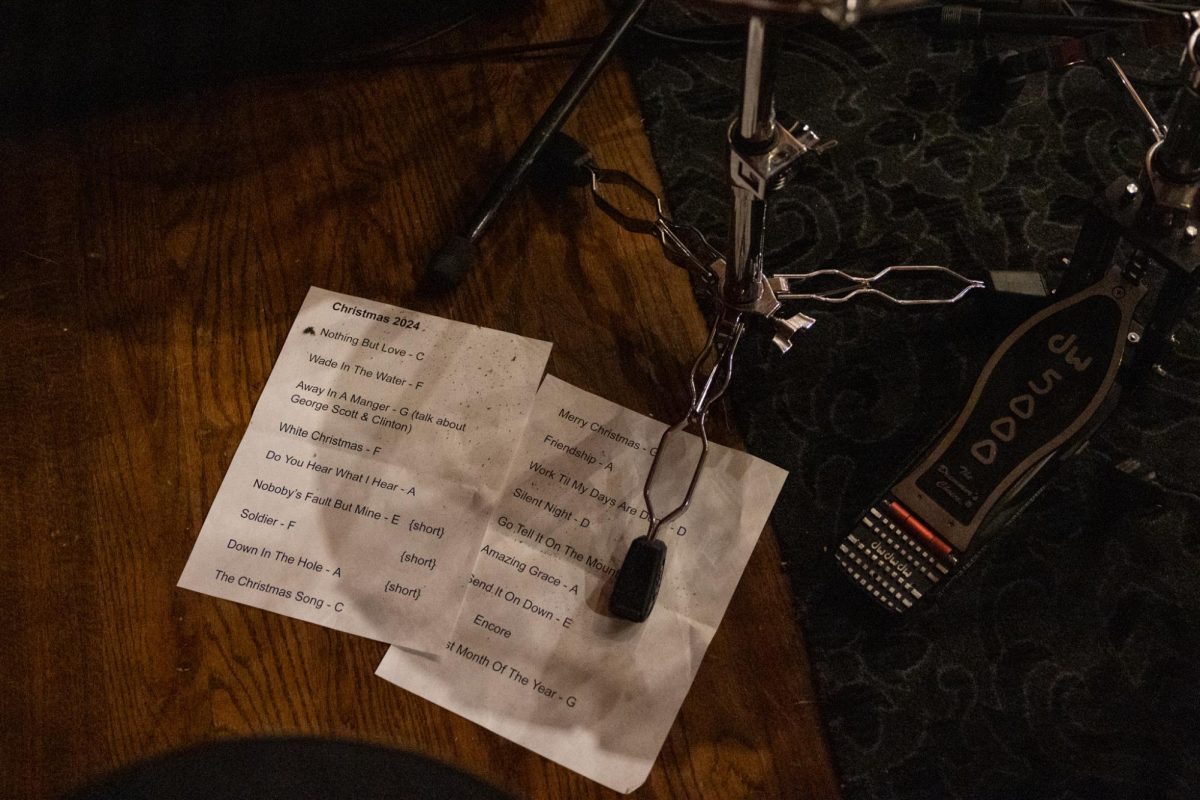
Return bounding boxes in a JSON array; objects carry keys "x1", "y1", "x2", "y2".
[{"x1": 378, "y1": 375, "x2": 788, "y2": 792}]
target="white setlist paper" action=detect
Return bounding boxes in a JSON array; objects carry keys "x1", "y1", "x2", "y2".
[
  {"x1": 375, "y1": 375, "x2": 788, "y2": 793},
  {"x1": 179, "y1": 287, "x2": 551, "y2": 651}
]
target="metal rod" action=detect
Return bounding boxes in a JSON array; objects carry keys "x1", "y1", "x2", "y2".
[
  {"x1": 726, "y1": 15, "x2": 782, "y2": 306},
  {"x1": 1106, "y1": 57, "x2": 1164, "y2": 143},
  {"x1": 739, "y1": 16, "x2": 778, "y2": 143}
]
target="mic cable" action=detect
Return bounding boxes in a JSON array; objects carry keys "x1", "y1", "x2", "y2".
[{"x1": 940, "y1": 5, "x2": 1144, "y2": 35}]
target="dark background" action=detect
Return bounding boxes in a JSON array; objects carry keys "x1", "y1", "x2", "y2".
[{"x1": 0, "y1": 1, "x2": 497, "y2": 111}]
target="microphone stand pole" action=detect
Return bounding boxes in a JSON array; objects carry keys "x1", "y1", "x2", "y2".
[{"x1": 421, "y1": 0, "x2": 652, "y2": 291}]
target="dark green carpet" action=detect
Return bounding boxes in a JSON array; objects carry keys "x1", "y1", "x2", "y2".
[{"x1": 625, "y1": 4, "x2": 1200, "y2": 798}]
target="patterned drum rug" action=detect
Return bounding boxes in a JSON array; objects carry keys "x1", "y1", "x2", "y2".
[{"x1": 624, "y1": 3, "x2": 1200, "y2": 797}]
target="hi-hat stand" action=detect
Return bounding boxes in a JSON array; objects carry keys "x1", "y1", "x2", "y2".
[{"x1": 605, "y1": 2, "x2": 989, "y2": 621}]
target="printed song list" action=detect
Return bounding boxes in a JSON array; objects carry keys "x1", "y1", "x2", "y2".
[
  {"x1": 377, "y1": 376, "x2": 787, "y2": 793},
  {"x1": 179, "y1": 287, "x2": 551, "y2": 651}
]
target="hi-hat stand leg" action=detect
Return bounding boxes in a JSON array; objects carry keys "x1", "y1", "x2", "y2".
[
  {"x1": 420, "y1": 0, "x2": 651, "y2": 292},
  {"x1": 607, "y1": 11, "x2": 987, "y2": 622}
]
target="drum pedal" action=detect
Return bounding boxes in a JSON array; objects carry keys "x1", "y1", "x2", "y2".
[{"x1": 836, "y1": 267, "x2": 1147, "y2": 612}]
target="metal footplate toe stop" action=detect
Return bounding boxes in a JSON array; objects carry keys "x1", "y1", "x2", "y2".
[{"x1": 834, "y1": 499, "x2": 959, "y2": 613}]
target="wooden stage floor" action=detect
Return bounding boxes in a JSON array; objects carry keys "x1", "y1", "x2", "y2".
[{"x1": 0, "y1": 2, "x2": 841, "y2": 797}]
